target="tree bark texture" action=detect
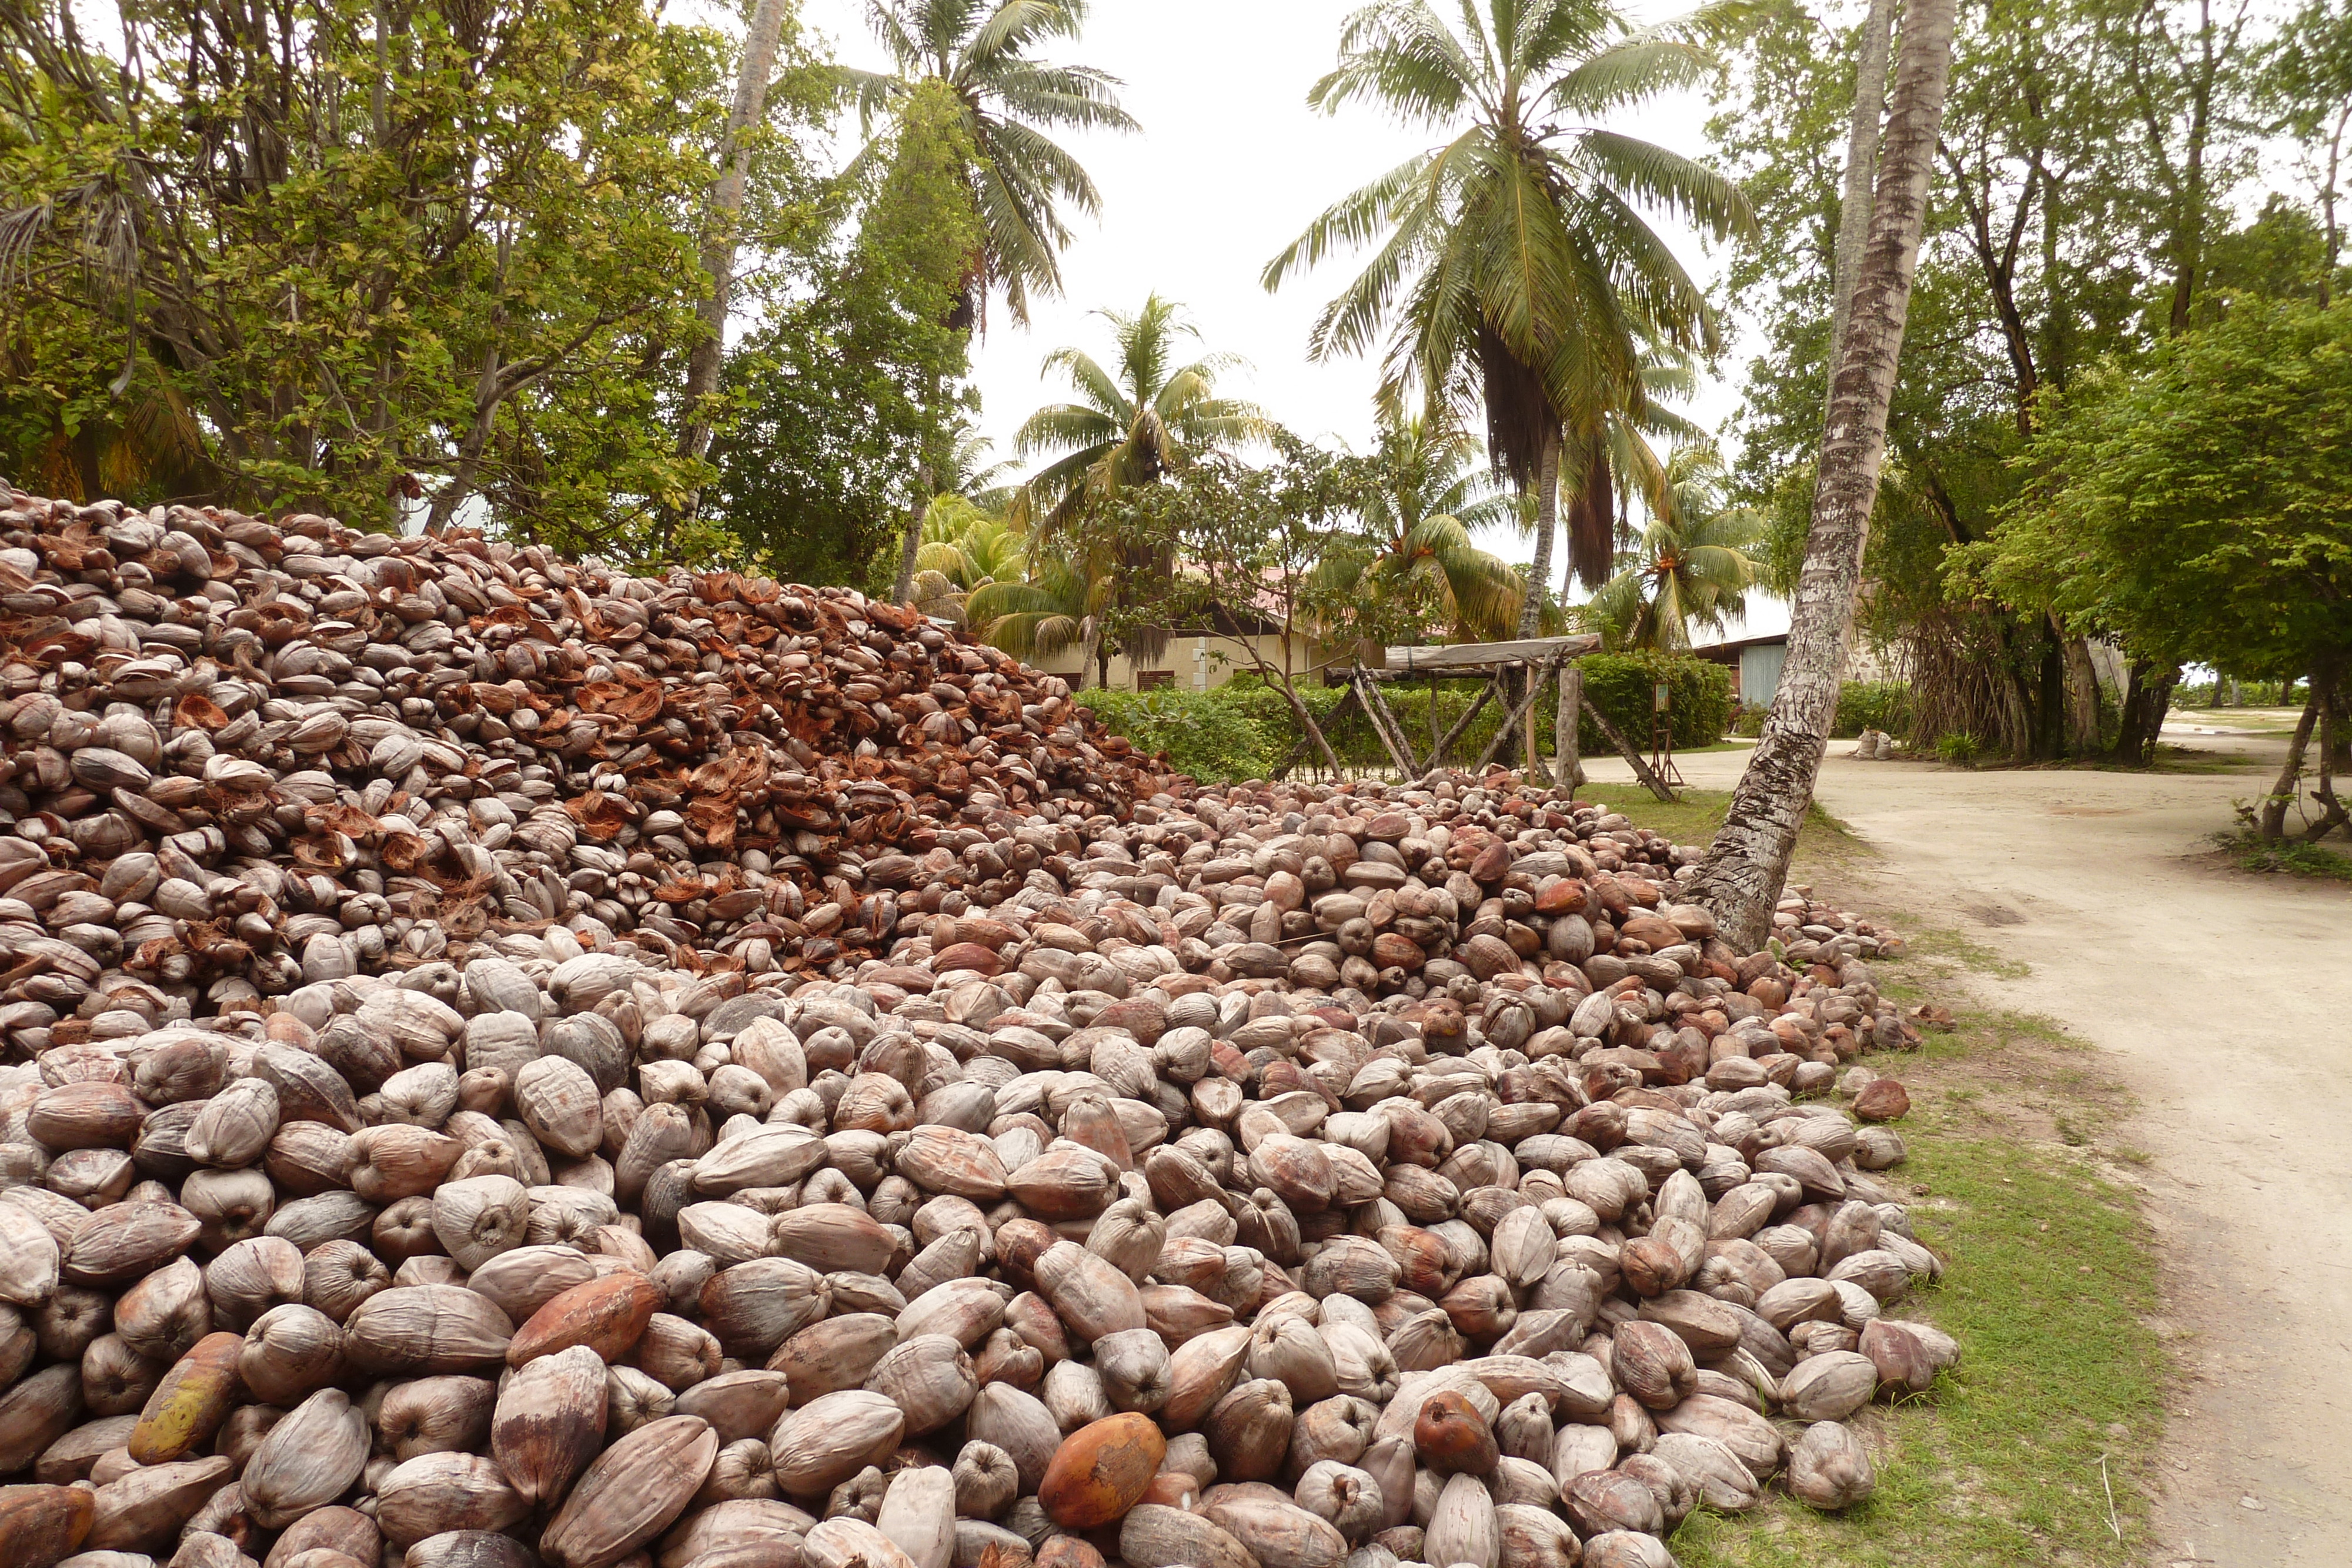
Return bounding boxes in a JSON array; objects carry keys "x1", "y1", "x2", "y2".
[
  {"x1": 2059, "y1": 630, "x2": 2103, "y2": 753},
  {"x1": 1682, "y1": 0, "x2": 1959, "y2": 950},
  {"x1": 1824, "y1": 0, "x2": 1897, "y2": 427},
  {"x1": 1514, "y1": 434, "x2": 1562, "y2": 638},
  {"x1": 893, "y1": 477, "x2": 928, "y2": 606},
  {"x1": 2259, "y1": 683, "x2": 2323, "y2": 840},
  {"x1": 674, "y1": 0, "x2": 791, "y2": 499},
  {"x1": 2113, "y1": 657, "x2": 2180, "y2": 767},
  {"x1": 1555, "y1": 663, "x2": 1582, "y2": 800}
]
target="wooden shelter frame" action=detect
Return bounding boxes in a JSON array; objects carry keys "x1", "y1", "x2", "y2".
[{"x1": 1272, "y1": 636, "x2": 1676, "y2": 801}]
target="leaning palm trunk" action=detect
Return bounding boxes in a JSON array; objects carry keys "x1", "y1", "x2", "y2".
[
  {"x1": 1683, "y1": 0, "x2": 1959, "y2": 950},
  {"x1": 1821, "y1": 0, "x2": 1896, "y2": 427}
]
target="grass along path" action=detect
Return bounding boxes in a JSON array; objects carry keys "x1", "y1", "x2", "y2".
[{"x1": 1589, "y1": 787, "x2": 2167, "y2": 1568}]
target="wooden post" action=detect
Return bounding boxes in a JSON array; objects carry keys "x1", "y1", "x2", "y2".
[
  {"x1": 1583, "y1": 695, "x2": 1676, "y2": 802},
  {"x1": 1521, "y1": 660, "x2": 1551, "y2": 785},
  {"x1": 1420, "y1": 674, "x2": 1502, "y2": 778},
  {"x1": 1555, "y1": 662, "x2": 1581, "y2": 796},
  {"x1": 1470, "y1": 654, "x2": 1565, "y2": 774},
  {"x1": 1351, "y1": 666, "x2": 1419, "y2": 778}
]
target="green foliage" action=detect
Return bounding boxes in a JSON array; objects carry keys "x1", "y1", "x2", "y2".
[
  {"x1": 1575, "y1": 653, "x2": 1732, "y2": 753},
  {"x1": 1972, "y1": 299, "x2": 2352, "y2": 681},
  {"x1": 841, "y1": 0, "x2": 1136, "y2": 326},
  {"x1": 714, "y1": 78, "x2": 981, "y2": 592},
  {"x1": 1079, "y1": 655, "x2": 1729, "y2": 783},
  {"x1": 1936, "y1": 732, "x2": 1985, "y2": 765},
  {"x1": 1012, "y1": 294, "x2": 1267, "y2": 533},
  {"x1": 1303, "y1": 412, "x2": 1526, "y2": 647},
  {"x1": 1074, "y1": 688, "x2": 1285, "y2": 784},
  {"x1": 1709, "y1": 0, "x2": 2295, "y2": 756},
  {"x1": 1835, "y1": 681, "x2": 1916, "y2": 738},
  {"x1": 1585, "y1": 444, "x2": 1764, "y2": 651},
  {"x1": 0, "y1": 0, "x2": 828, "y2": 551}
]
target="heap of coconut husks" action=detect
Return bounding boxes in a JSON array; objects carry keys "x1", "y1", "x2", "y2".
[{"x1": 0, "y1": 489, "x2": 1950, "y2": 1568}]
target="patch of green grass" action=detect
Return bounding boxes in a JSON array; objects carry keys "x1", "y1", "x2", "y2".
[
  {"x1": 1672, "y1": 1132, "x2": 2161, "y2": 1568},
  {"x1": 2211, "y1": 828, "x2": 2352, "y2": 881},
  {"x1": 1576, "y1": 785, "x2": 1857, "y2": 861},
  {"x1": 1884, "y1": 923, "x2": 2032, "y2": 982}
]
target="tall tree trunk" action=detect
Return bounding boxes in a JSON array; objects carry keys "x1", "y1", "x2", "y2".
[
  {"x1": 2259, "y1": 680, "x2": 2323, "y2": 840},
  {"x1": 1515, "y1": 434, "x2": 1561, "y2": 638},
  {"x1": 1681, "y1": 0, "x2": 1960, "y2": 950},
  {"x1": 2113, "y1": 657, "x2": 2180, "y2": 766},
  {"x1": 2304, "y1": 662, "x2": 2348, "y2": 842},
  {"x1": 2059, "y1": 628, "x2": 2102, "y2": 752},
  {"x1": 893, "y1": 466, "x2": 931, "y2": 605},
  {"x1": 1822, "y1": 0, "x2": 1897, "y2": 426},
  {"x1": 673, "y1": 0, "x2": 791, "y2": 510}
]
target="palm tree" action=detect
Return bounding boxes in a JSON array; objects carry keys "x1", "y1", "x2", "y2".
[
  {"x1": 1584, "y1": 446, "x2": 1763, "y2": 650},
  {"x1": 846, "y1": 0, "x2": 1137, "y2": 332},
  {"x1": 910, "y1": 495, "x2": 1027, "y2": 621},
  {"x1": 1011, "y1": 293, "x2": 1268, "y2": 532},
  {"x1": 966, "y1": 556, "x2": 1107, "y2": 677},
  {"x1": 1309, "y1": 411, "x2": 1528, "y2": 644},
  {"x1": 1265, "y1": 0, "x2": 1750, "y2": 634}
]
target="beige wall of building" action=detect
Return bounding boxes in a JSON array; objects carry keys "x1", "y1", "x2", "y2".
[{"x1": 1030, "y1": 631, "x2": 1329, "y2": 693}]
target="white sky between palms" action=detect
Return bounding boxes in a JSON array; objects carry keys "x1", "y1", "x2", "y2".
[{"x1": 796, "y1": 0, "x2": 1746, "y2": 584}]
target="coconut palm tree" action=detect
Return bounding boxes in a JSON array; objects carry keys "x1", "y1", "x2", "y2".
[
  {"x1": 966, "y1": 556, "x2": 1109, "y2": 680},
  {"x1": 1584, "y1": 446, "x2": 1763, "y2": 650},
  {"x1": 1309, "y1": 412, "x2": 1527, "y2": 644},
  {"x1": 1011, "y1": 293, "x2": 1269, "y2": 533},
  {"x1": 909, "y1": 496, "x2": 1028, "y2": 621},
  {"x1": 1265, "y1": 0, "x2": 1751, "y2": 634},
  {"x1": 845, "y1": 0, "x2": 1137, "y2": 331}
]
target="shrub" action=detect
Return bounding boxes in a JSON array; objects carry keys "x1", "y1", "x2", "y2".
[
  {"x1": 1074, "y1": 688, "x2": 1284, "y2": 784},
  {"x1": 1833, "y1": 681, "x2": 1913, "y2": 738},
  {"x1": 1575, "y1": 654, "x2": 1733, "y2": 753},
  {"x1": 1936, "y1": 731, "x2": 1983, "y2": 766},
  {"x1": 1078, "y1": 652, "x2": 1732, "y2": 782}
]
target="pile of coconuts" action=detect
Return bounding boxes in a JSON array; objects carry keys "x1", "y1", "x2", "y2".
[{"x1": 0, "y1": 489, "x2": 1953, "y2": 1568}]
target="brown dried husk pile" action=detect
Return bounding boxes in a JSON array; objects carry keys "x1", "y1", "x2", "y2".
[{"x1": 0, "y1": 491, "x2": 1957, "y2": 1568}]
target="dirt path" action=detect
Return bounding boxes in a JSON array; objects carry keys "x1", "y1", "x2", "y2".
[{"x1": 1585, "y1": 731, "x2": 2352, "y2": 1567}]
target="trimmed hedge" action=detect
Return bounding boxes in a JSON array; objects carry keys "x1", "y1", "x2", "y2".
[{"x1": 1075, "y1": 654, "x2": 1731, "y2": 783}]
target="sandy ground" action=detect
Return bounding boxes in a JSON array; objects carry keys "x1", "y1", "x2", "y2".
[{"x1": 1582, "y1": 727, "x2": 2352, "y2": 1567}]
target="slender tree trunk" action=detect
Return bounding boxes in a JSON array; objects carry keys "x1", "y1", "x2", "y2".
[
  {"x1": 2113, "y1": 657, "x2": 2181, "y2": 766},
  {"x1": 1823, "y1": 0, "x2": 1897, "y2": 426},
  {"x1": 2059, "y1": 628, "x2": 2102, "y2": 752},
  {"x1": 2304, "y1": 663, "x2": 2348, "y2": 842},
  {"x1": 2259, "y1": 681, "x2": 2323, "y2": 840},
  {"x1": 893, "y1": 467, "x2": 930, "y2": 604},
  {"x1": 1515, "y1": 435, "x2": 1561, "y2": 638},
  {"x1": 1682, "y1": 0, "x2": 1959, "y2": 950},
  {"x1": 673, "y1": 0, "x2": 791, "y2": 509}
]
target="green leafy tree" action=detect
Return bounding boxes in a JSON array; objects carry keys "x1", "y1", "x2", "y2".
[
  {"x1": 2261, "y1": 0, "x2": 2352, "y2": 305},
  {"x1": 846, "y1": 0, "x2": 1137, "y2": 330},
  {"x1": 0, "y1": 0, "x2": 825, "y2": 553},
  {"x1": 1305, "y1": 411, "x2": 1525, "y2": 646},
  {"x1": 841, "y1": 0, "x2": 1134, "y2": 596},
  {"x1": 712, "y1": 79, "x2": 982, "y2": 591},
  {"x1": 998, "y1": 295, "x2": 1267, "y2": 683},
  {"x1": 1264, "y1": 0, "x2": 1750, "y2": 630},
  {"x1": 1971, "y1": 300, "x2": 2352, "y2": 834},
  {"x1": 1585, "y1": 446, "x2": 1763, "y2": 650}
]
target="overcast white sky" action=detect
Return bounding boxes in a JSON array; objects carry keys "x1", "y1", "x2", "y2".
[{"x1": 793, "y1": 0, "x2": 1743, "y2": 570}]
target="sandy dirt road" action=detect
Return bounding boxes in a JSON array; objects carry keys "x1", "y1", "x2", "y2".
[{"x1": 1583, "y1": 730, "x2": 2352, "y2": 1567}]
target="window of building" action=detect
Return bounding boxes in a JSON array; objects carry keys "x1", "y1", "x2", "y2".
[{"x1": 1135, "y1": 670, "x2": 1175, "y2": 690}]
